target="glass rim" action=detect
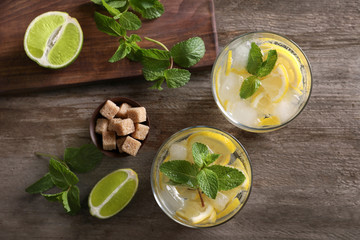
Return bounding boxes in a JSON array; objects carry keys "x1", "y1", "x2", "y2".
[
  {"x1": 150, "y1": 125, "x2": 253, "y2": 228},
  {"x1": 211, "y1": 31, "x2": 313, "y2": 132}
]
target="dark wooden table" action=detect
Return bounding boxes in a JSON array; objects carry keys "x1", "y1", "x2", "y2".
[{"x1": 1, "y1": 0, "x2": 359, "y2": 239}]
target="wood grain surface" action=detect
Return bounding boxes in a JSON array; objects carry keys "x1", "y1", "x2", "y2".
[
  {"x1": 0, "y1": 0, "x2": 217, "y2": 94},
  {"x1": 0, "y1": 0, "x2": 359, "y2": 239}
]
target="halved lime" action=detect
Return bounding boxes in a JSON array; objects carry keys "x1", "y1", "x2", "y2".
[
  {"x1": 89, "y1": 169, "x2": 138, "y2": 219},
  {"x1": 24, "y1": 11, "x2": 83, "y2": 69}
]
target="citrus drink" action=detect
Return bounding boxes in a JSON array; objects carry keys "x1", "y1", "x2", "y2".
[
  {"x1": 212, "y1": 32, "x2": 312, "y2": 132},
  {"x1": 151, "y1": 127, "x2": 252, "y2": 228}
]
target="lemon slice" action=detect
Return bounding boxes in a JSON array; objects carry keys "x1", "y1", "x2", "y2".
[
  {"x1": 261, "y1": 43, "x2": 302, "y2": 90},
  {"x1": 216, "y1": 197, "x2": 240, "y2": 219},
  {"x1": 250, "y1": 88, "x2": 273, "y2": 113},
  {"x1": 260, "y1": 64, "x2": 289, "y2": 103},
  {"x1": 225, "y1": 50, "x2": 232, "y2": 76},
  {"x1": 215, "y1": 66, "x2": 223, "y2": 105},
  {"x1": 206, "y1": 192, "x2": 230, "y2": 213},
  {"x1": 176, "y1": 200, "x2": 214, "y2": 224},
  {"x1": 230, "y1": 158, "x2": 250, "y2": 191},
  {"x1": 208, "y1": 209, "x2": 217, "y2": 223},
  {"x1": 258, "y1": 116, "x2": 280, "y2": 126},
  {"x1": 186, "y1": 131, "x2": 236, "y2": 165},
  {"x1": 159, "y1": 155, "x2": 170, "y2": 190}
]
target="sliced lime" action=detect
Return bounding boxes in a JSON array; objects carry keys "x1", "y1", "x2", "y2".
[
  {"x1": 89, "y1": 169, "x2": 138, "y2": 219},
  {"x1": 24, "y1": 11, "x2": 83, "y2": 69}
]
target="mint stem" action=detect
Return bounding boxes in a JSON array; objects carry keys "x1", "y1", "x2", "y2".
[
  {"x1": 197, "y1": 188, "x2": 205, "y2": 207},
  {"x1": 144, "y1": 37, "x2": 174, "y2": 69}
]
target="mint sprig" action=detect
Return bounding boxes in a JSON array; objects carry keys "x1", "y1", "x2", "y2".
[
  {"x1": 25, "y1": 144, "x2": 103, "y2": 215},
  {"x1": 159, "y1": 142, "x2": 246, "y2": 207},
  {"x1": 239, "y1": 42, "x2": 278, "y2": 99},
  {"x1": 91, "y1": 0, "x2": 206, "y2": 90}
]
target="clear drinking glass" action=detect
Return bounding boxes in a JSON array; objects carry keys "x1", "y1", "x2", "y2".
[
  {"x1": 151, "y1": 126, "x2": 252, "y2": 228},
  {"x1": 211, "y1": 31, "x2": 312, "y2": 133}
]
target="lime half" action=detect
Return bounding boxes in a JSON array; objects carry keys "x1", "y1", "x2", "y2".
[
  {"x1": 89, "y1": 169, "x2": 138, "y2": 219},
  {"x1": 24, "y1": 11, "x2": 83, "y2": 69}
]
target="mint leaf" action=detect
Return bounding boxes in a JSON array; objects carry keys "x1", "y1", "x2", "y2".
[
  {"x1": 197, "y1": 169, "x2": 218, "y2": 199},
  {"x1": 41, "y1": 191, "x2": 64, "y2": 202},
  {"x1": 207, "y1": 165, "x2": 245, "y2": 191},
  {"x1": 102, "y1": 0, "x2": 121, "y2": 16},
  {"x1": 129, "y1": 0, "x2": 164, "y2": 19},
  {"x1": 141, "y1": 49, "x2": 170, "y2": 61},
  {"x1": 62, "y1": 190, "x2": 71, "y2": 212},
  {"x1": 143, "y1": 69, "x2": 165, "y2": 81},
  {"x1": 126, "y1": 42, "x2": 142, "y2": 62},
  {"x1": 67, "y1": 186, "x2": 81, "y2": 215},
  {"x1": 240, "y1": 75, "x2": 261, "y2": 99},
  {"x1": 164, "y1": 68, "x2": 191, "y2": 88},
  {"x1": 115, "y1": 12, "x2": 141, "y2": 30},
  {"x1": 49, "y1": 158, "x2": 79, "y2": 190},
  {"x1": 92, "y1": 0, "x2": 127, "y2": 8},
  {"x1": 25, "y1": 172, "x2": 55, "y2": 194},
  {"x1": 64, "y1": 144, "x2": 103, "y2": 173},
  {"x1": 149, "y1": 78, "x2": 164, "y2": 90},
  {"x1": 170, "y1": 37, "x2": 206, "y2": 68},
  {"x1": 128, "y1": 34, "x2": 141, "y2": 43},
  {"x1": 192, "y1": 142, "x2": 209, "y2": 168},
  {"x1": 246, "y1": 42, "x2": 263, "y2": 75},
  {"x1": 140, "y1": 1, "x2": 164, "y2": 19},
  {"x1": 159, "y1": 160, "x2": 198, "y2": 188},
  {"x1": 127, "y1": 47, "x2": 143, "y2": 62},
  {"x1": 141, "y1": 55, "x2": 169, "y2": 82},
  {"x1": 109, "y1": 40, "x2": 131, "y2": 62},
  {"x1": 108, "y1": 0, "x2": 127, "y2": 8},
  {"x1": 94, "y1": 12, "x2": 125, "y2": 37},
  {"x1": 141, "y1": 56, "x2": 170, "y2": 70},
  {"x1": 141, "y1": 56, "x2": 169, "y2": 81},
  {"x1": 257, "y1": 50, "x2": 278, "y2": 77},
  {"x1": 204, "y1": 154, "x2": 220, "y2": 166}
]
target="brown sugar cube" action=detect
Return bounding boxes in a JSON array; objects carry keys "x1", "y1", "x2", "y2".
[
  {"x1": 116, "y1": 137, "x2": 127, "y2": 153},
  {"x1": 127, "y1": 107, "x2": 146, "y2": 123},
  {"x1": 131, "y1": 123, "x2": 150, "y2": 140},
  {"x1": 116, "y1": 118, "x2": 135, "y2": 136},
  {"x1": 116, "y1": 103, "x2": 132, "y2": 118},
  {"x1": 121, "y1": 136, "x2": 141, "y2": 156},
  {"x1": 108, "y1": 118, "x2": 123, "y2": 132},
  {"x1": 95, "y1": 118, "x2": 109, "y2": 134},
  {"x1": 102, "y1": 131, "x2": 116, "y2": 150},
  {"x1": 100, "y1": 100, "x2": 120, "y2": 119}
]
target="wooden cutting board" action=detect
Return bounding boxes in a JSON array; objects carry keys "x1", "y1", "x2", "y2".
[{"x1": 0, "y1": 0, "x2": 218, "y2": 94}]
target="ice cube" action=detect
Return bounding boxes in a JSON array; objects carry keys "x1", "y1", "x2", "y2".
[
  {"x1": 232, "y1": 43, "x2": 250, "y2": 70},
  {"x1": 219, "y1": 72, "x2": 243, "y2": 103},
  {"x1": 160, "y1": 186, "x2": 184, "y2": 212},
  {"x1": 227, "y1": 100, "x2": 258, "y2": 126},
  {"x1": 273, "y1": 100, "x2": 298, "y2": 123},
  {"x1": 169, "y1": 140, "x2": 187, "y2": 160}
]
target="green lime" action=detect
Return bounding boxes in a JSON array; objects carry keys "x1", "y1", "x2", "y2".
[
  {"x1": 89, "y1": 169, "x2": 138, "y2": 219},
  {"x1": 24, "y1": 11, "x2": 83, "y2": 69}
]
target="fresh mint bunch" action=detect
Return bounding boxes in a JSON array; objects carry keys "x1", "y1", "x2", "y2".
[
  {"x1": 159, "y1": 142, "x2": 245, "y2": 206},
  {"x1": 92, "y1": 0, "x2": 206, "y2": 90},
  {"x1": 25, "y1": 144, "x2": 103, "y2": 215},
  {"x1": 240, "y1": 42, "x2": 278, "y2": 99}
]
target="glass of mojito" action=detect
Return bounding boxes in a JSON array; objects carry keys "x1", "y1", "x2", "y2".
[
  {"x1": 211, "y1": 31, "x2": 312, "y2": 132},
  {"x1": 151, "y1": 126, "x2": 252, "y2": 228}
]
